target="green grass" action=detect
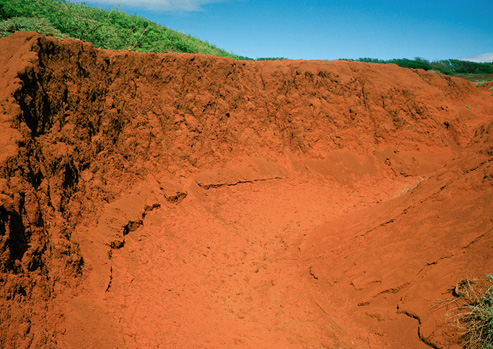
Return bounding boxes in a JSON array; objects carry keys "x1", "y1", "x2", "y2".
[
  {"x1": 447, "y1": 274, "x2": 493, "y2": 348},
  {"x1": 0, "y1": 0, "x2": 251, "y2": 59},
  {"x1": 0, "y1": 16, "x2": 65, "y2": 38}
]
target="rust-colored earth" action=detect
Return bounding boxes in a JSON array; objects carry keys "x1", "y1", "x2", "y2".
[{"x1": 1, "y1": 32, "x2": 492, "y2": 348}]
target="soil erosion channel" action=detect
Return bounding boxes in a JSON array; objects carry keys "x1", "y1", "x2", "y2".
[{"x1": 1, "y1": 32, "x2": 492, "y2": 348}]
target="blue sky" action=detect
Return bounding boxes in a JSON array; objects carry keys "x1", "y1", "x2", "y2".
[{"x1": 80, "y1": 0, "x2": 493, "y2": 61}]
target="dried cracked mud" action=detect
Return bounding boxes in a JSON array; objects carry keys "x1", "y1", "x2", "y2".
[{"x1": 1, "y1": 32, "x2": 492, "y2": 348}]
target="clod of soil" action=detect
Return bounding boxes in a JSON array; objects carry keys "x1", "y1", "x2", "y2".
[{"x1": 0, "y1": 31, "x2": 492, "y2": 348}]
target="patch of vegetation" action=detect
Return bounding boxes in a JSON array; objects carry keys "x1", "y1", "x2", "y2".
[
  {"x1": 476, "y1": 79, "x2": 492, "y2": 87},
  {"x1": 0, "y1": 16, "x2": 65, "y2": 38},
  {"x1": 0, "y1": 0, "x2": 245, "y2": 58},
  {"x1": 446, "y1": 274, "x2": 493, "y2": 348},
  {"x1": 341, "y1": 57, "x2": 493, "y2": 78},
  {"x1": 257, "y1": 57, "x2": 287, "y2": 61}
]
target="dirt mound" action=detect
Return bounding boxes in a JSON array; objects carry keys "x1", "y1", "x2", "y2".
[{"x1": 0, "y1": 31, "x2": 492, "y2": 348}]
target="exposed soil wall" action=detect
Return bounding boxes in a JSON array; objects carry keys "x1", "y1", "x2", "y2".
[{"x1": 0, "y1": 32, "x2": 492, "y2": 348}]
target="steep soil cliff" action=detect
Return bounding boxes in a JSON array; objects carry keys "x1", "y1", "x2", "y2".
[{"x1": 0, "y1": 32, "x2": 492, "y2": 348}]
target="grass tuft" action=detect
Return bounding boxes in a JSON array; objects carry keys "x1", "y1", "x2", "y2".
[{"x1": 445, "y1": 274, "x2": 493, "y2": 348}]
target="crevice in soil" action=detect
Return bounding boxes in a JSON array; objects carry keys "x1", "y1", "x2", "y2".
[
  {"x1": 397, "y1": 309, "x2": 440, "y2": 349},
  {"x1": 105, "y1": 266, "x2": 113, "y2": 292},
  {"x1": 196, "y1": 177, "x2": 283, "y2": 190}
]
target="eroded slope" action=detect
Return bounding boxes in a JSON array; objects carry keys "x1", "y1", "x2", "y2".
[{"x1": 0, "y1": 32, "x2": 492, "y2": 348}]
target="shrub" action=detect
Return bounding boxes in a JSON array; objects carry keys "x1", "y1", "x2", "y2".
[
  {"x1": 0, "y1": 16, "x2": 64, "y2": 38},
  {"x1": 447, "y1": 274, "x2": 493, "y2": 348}
]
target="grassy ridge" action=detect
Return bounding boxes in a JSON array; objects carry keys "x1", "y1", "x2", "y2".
[{"x1": 0, "y1": 0, "x2": 250, "y2": 59}]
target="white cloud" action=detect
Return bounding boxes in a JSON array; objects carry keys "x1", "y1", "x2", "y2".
[
  {"x1": 86, "y1": 0, "x2": 227, "y2": 11},
  {"x1": 459, "y1": 53, "x2": 493, "y2": 63}
]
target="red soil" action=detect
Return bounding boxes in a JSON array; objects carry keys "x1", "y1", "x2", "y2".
[{"x1": 0, "y1": 32, "x2": 492, "y2": 348}]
